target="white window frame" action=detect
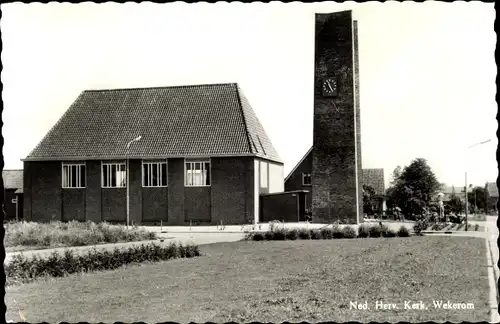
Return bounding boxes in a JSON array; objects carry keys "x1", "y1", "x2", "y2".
[
  {"x1": 101, "y1": 161, "x2": 127, "y2": 188},
  {"x1": 302, "y1": 173, "x2": 312, "y2": 186},
  {"x1": 62, "y1": 162, "x2": 86, "y2": 188},
  {"x1": 142, "y1": 160, "x2": 168, "y2": 187},
  {"x1": 184, "y1": 158, "x2": 211, "y2": 187}
]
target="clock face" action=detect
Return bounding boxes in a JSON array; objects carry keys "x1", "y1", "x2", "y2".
[{"x1": 322, "y1": 78, "x2": 338, "y2": 97}]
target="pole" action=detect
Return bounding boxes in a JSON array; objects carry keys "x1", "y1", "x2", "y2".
[
  {"x1": 126, "y1": 151, "x2": 130, "y2": 230},
  {"x1": 14, "y1": 196, "x2": 18, "y2": 222},
  {"x1": 465, "y1": 172, "x2": 468, "y2": 231}
]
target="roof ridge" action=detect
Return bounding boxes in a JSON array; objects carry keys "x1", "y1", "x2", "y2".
[{"x1": 83, "y1": 82, "x2": 239, "y2": 93}]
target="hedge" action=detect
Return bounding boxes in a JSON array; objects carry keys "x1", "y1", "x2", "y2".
[
  {"x1": 244, "y1": 224, "x2": 412, "y2": 241},
  {"x1": 5, "y1": 242, "x2": 200, "y2": 286}
]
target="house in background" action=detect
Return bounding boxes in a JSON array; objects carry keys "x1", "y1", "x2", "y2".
[
  {"x1": 485, "y1": 182, "x2": 498, "y2": 213},
  {"x1": 361, "y1": 168, "x2": 385, "y2": 215},
  {"x1": 2, "y1": 170, "x2": 23, "y2": 221},
  {"x1": 23, "y1": 83, "x2": 284, "y2": 225},
  {"x1": 284, "y1": 147, "x2": 385, "y2": 215}
]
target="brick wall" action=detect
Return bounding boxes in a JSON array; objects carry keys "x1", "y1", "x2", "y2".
[
  {"x1": 25, "y1": 156, "x2": 259, "y2": 225},
  {"x1": 28, "y1": 161, "x2": 62, "y2": 222},
  {"x1": 284, "y1": 150, "x2": 313, "y2": 210},
  {"x1": 260, "y1": 191, "x2": 307, "y2": 223},
  {"x1": 312, "y1": 10, "x2": 360, "y2": 224},
  {"x1": 211, "y1": 156, "x2": 254, "y2": 225}
]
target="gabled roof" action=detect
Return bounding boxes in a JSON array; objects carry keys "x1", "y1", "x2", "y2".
[
  {"x1": 284, "y1": 146, "x2": 313, "y2": 183},
  {"x1": 362, "y1": 168, "x2": 385, "y2": 196},
  {"x1": 25, "y1": 83, "x2": 282, "y2": 163},
  {"x1": 2, "y1": 170, "x2": 23, "y2": 189},
  {"x1": 486, "y1": 182, "x2": 499, "y2": 198}
]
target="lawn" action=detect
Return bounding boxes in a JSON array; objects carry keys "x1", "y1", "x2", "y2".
[
  {"x1": 6, "y1": 237, "x2": 490, "y2": 322},
  {"x1": 5, "y1": 221, "x2": 156, "y2": 252}
]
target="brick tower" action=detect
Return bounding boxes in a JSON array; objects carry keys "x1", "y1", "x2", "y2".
[{"x1": 311, "y1": 10, "x2": 363, "y2": 224}]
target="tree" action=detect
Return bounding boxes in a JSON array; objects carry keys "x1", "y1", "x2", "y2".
[
  {"x1": 363, "y1": 184, "x2": 376, "y2": 215},
  {"x1": 467, "y1": 186, "x2": 487, "y2": 212},
  {"x1": 446, "y1": 196, "x2": 463, "y2": 215},
  {"x1": 385, "y1": 158, "x2": 441, "y2": 218}
]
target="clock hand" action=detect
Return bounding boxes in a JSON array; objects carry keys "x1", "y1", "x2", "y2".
[{"x1": 327, "y1": 81, "x2": 334, "y2": 92}]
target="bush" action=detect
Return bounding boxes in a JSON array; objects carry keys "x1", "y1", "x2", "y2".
[
  {"x1": 368, "y1": 224, "x2": 383, "y2": 238},
  {"x1": 5, "y1": 221, "x2": 157, "y2": 248},
  {"x1": 272, "y1": 228, "x2": 287, "y2": 240},
  {"x1": 342, "y1": 226, "x2": 357, "y2": 238},
  {"x1": 5, "y1": 242, "x2": 200, "y2": 286},
  {"x1": 320, "y1": 227, "x2": 334, "y2": 239},
  {"x1": 474, "y1": 224, "x2": 480, "y2": 231},
  {"x1": 358, "y1": 224, "x2": 370, "y2": 238},
  {"x1": 381, "y1": 225, "x2": 397, "y2": 238},
  {"x1": 310, "y1": 229, "x2": 322, "y2": 240},
  {"x1": 413, "y1": 219, "x2": 429, "y2": 235},
  {"x1": 397, "y1": 226, "x2": 410, "y2": 237},
  {"x1": 285, "y1": 229, "x2": 299, "y2": 240},
  {"x1": 264, "y1": 231, "x2": 275, "y2": 241},
  {"x1": 332, "y1": 226, "x2": 345, "y2": 239},
  {"x1": 251, "y1": 233, "x2": 264, "y2": 241},
  {"x1": 297, "y1": 228, "x2": 311, "y2": 240}
]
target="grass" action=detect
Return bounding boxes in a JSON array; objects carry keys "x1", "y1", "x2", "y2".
[
  {"x1": 5, "y1": 221, "x2": 157, "y2": 251},
  {"x1": 5, "y1": 237, "x2": 489, "y2": 322}
]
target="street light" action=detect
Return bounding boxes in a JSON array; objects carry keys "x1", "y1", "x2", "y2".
[
  {"x1": 465, "y1": 139, "x2": 491, "y2": 231},
  {"x1": 126, "y1": 136, "x2": 142, "y2": 229}
]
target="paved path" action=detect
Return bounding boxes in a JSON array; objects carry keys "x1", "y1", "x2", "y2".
[{"x1": 4, "y1": 232, "x2": 244, "y2": 265}]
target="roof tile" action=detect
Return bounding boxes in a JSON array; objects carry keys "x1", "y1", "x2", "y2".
[{"x1": 26, "y1": 83, "x2": 281, "y2": 163}]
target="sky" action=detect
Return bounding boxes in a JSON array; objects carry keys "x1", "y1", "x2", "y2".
[{"x1": 1, "y1": 1, "x2": 497, "y2": 189}]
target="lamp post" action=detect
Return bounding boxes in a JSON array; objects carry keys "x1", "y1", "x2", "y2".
[
  {"x1": 465, "y1": 139, "x2": 491, "y2": 231},
  {"x1": 126, "y1": 136, "x2": 142, "y2": 229}
]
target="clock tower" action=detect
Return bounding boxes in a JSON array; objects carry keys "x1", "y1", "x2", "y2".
[{"x1": 312, "y1": 10, "x2": 363, "y2": 224}]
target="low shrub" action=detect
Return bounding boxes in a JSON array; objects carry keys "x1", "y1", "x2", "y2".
[
  {"x1": 331, "y1": 226, "x2": 344, "y2": 239},
  {"x1": 474, "y1": 224, "x2": 480, "y2": 231},
  {"x1": 431, "y1": 223, "x2": 440, "y2": 231},
  {"x1": 413, "y1": 219, "x2": 429, "y2": 235},
  {"x1": 285, "y1": 229, "x2": 299, "y2": 240},
  {"x1": 297, "y1": 228, "x2": 311, "y2": 240},
  {"x1": 264, "y1": 231, "x2": 275, "y2": 241},
  {"x1": 272, "y1": 228, "x2": 287, "y2": 241},
  {"x1": 251, "y1": 233, "x2": 264, "y2": 241},
  {"x1": 310, "y1": 229, "x2": 322, "y2": 240},
  {"x1": 368, "y1": 225, "x2": 383, "y2": 238},
  {"x1": 342, "y1": 226, "x2": 357, "y2": 239},
  {"x1": 5, "y1": 242, "x2": 200, "y2": 286},
  {"x1": 357, "y1": 224, "x2": 370, "y2": 238},
  {"x1": 380, "y1": 225, "x2": 397, "y2": 238},
  {"x1": 320, "y1": 227, "x2": 334, "y2": 239},
  {"x1": 456, "y1": 223, "x2": 465, "y2": 230},
  {"x1": 397, "y1": 226, "x2": 410, "y2": 237}
]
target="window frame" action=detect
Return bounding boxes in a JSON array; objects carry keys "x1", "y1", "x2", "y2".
[
  {"x1": 184, "y1": 158, "x2": 211, "y2": 187},
  {"x1": 61, "y1": 162, "x2": 86, "y2": 189},
  {"x1": 142, "y1": 159, "x2": 168, "y2": 187},
  {"x1": 101, "y1": 161, "x2": 127, "y2": 188},
  {"x1": 302, "y1": 173, "x2": 312, "y2": 186}
]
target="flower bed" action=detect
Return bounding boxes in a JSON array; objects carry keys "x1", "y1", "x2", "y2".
[{"x1": 5, "y1": 221, "x2": 157, "y2": 250}]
